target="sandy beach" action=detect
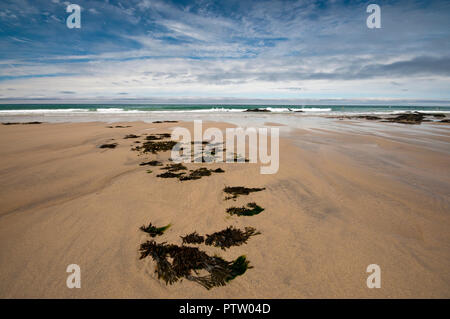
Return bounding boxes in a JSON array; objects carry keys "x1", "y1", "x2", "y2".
[{"x1": 0, "y1": 119, "x2": 449, "y2": 298}]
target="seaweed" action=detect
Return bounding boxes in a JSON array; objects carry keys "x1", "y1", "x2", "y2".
[
  {"x1": 146, "y1": 170, "x2": 153, "y2": 174},
  {"x1": 124, "y1": 134, "x2": 140, "y2": 139},
  {"x1": 157, "y1": 171, "x2": 185, "y2": 178},
  {"x1": 179, "y1": 167, "x2": 225, "y2": 181},
  {"x1": 223, "y1": 186, "x2": 265, "y2": 199},
  {"x1": 227, "y1": 255, "x2": 252, "y2": 281},
  {"x1": 140, "y1": 222, "x2": 171, "y2": 237},
  {"x1": 99, "y1": 143, "x2": 118, "y2": 149},
  {"x1": 181, "y1": 232, "x2": 205, "y2": 244},
  {"x1": 109, "y1": 125, "x2": 132, "y2": 128},
  {"x1": 139, "y1": 240, "x2": 179, "y2": 285},
  {"x1": 160, "y1": 163, "x2": 187, "y2": 172},
  {"x1": 205, "y1": 226, "x2": 260, "y2": 250},
  {"x1": 139, "y1": 240, "x2": 252, "y2": 289},
  {"x1": 134, "y1": 140, "x2": 177, "y2": 154},
  {"x1": 145, "y1": 135, "x2": 163, "y2": 141},
  {"x1": 139, "y1": 160, "x2": 163, "y2": 166},
  {"x1": 226, "y1": 202, "x2": 264, "y2": 216},
  {"x1": 179, "y1": 167, "x2": 211, "y2": 181}
]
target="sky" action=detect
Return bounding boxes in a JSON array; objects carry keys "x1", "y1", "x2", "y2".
[{"x1": 0, "y1": 0, "x2": 449, "y2": 104}]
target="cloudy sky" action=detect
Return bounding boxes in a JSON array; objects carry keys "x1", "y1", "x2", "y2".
[{"x1": 0, "y1": 0, "x2": 449, "y2": 104}]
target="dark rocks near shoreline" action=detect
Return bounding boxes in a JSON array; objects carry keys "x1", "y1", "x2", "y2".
[
  {"x1": 152, "y1": 120, "x2": 178, "y2": 123},
  {"x1": 333, "y1": 112, "x2": 448, "y2": 125},
  {"x1": 2, "y1": 121, "x2": 42, "y2": 125},
  {"x1": 243, "y1": 108, "x2": 271, "y2": 112},
  {"x1": 383, "y1": 112, "x2": 425, "y2": 124}
]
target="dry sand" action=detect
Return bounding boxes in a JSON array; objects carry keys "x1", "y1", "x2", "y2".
[{"x1": 0, "y1": 120, "x2": 449, "y2": 298}]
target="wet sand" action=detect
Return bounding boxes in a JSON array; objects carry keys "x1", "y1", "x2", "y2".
[{"x1": 0, "y1": 120, "x2": 449, "y2": 298}]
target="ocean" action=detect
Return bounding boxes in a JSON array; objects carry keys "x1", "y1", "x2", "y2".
[{"x1": 1, "y1": 104, "x2": 450, "y2": 124}]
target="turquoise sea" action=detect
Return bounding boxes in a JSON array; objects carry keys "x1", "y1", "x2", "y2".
[{"x1": 1, "y1": 104, "x2": 450, "y2": 114}]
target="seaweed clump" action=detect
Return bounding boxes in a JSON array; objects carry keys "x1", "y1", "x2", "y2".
[
  {"x1": 124, "y1": 134, "x2": 140, "y2": 139},
  {"x1": 134, "y1": 140, "x2": 177, "y2": 154},
  {"x1": 205, "y1": 226, "x2": 260, "y2": 250},
  {"x1": 226, "y1": 202, "x2": 264, "y2": 216},
  {"x1": 179, "y1": 167, "x2": 211, "y2": 181},
  {"x1": 99, "y1": 143, "x2": 118, "y2": 149},
  {"x1": 139, "y1": 160, "x2": 163, "y2": 166},
  {"x1": 140, "y1": 222, "x2": 171, "y2": 237},
  {"x1": 156, "y1": 171, "x2": 185, "y2": 179},
  {"x1": 145, "y1": 133, "x2": 171, "y2": 141},
  {"x1": 179, "y1": 167, "x2": 225, "y2": 181},
  {"x1": 161, "y1": 163, "x2": 187, "y2": 172},
  {"x1": 223, "y1": 186, "x2": 265, "y2": 200},
  {"x1": 139, "y1": 240, "x2": 251, "y2": 289},
  {"x1": 181, "y1": 232, "x2": 205, "y2": 244},
  {"x1": 107, "y1": 125, "x2": 131, "y2": 128}
]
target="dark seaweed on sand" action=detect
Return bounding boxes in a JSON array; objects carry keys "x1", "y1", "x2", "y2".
[
  {"x1": 139, "y1": 240, "x2": 252, "y2": 289},
  {"x1": 161, "y1": 163, "x2": 187, "y2": 172},
  {"x1": 223, "y1": 186, "x2": 265, "y2": 199},
  {"x1": 134, "y1": 140, "x2": 177, "y2": 154},
  {"x1": 181, "y1": 232, "x2": 205, "y2": 244},
  {"x1": 107, "y1": 125, "x2": 131, "y2": 128},
  {"x1": 179, "y1": 167, "x2": 225, "y2": 181},
  {"x1": 99, "y1": 143, "x2": 118, "y2": 149},
  {"x1": 205, "y1": 226, "x2": 260, "y2": 250},
  {"x1": 226, "y1": 202, "x2": 264, "y2": 216},
  {"x1": 140, "y1": 160, "x2": 163, "y2": 166},
  {"x1": 179, "y1": 167, "x2": 211, "y2": 181},
  {"x1": 140, "y1": 222, "x2": 171, "y2": 237},
  {"x1": 157, "y1": 171, "x2": 185, "y2": 178},
  {"x1": 145, "y1": 133, "x2": 170, "y2": 140},
  {"x1": 124, "y1": 134, "x2": 140, "y2": 139}
]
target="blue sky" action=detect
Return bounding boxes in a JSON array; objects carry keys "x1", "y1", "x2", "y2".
[{"x1": 0, "y1": 0, "x2": 449, "y2": 104}]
